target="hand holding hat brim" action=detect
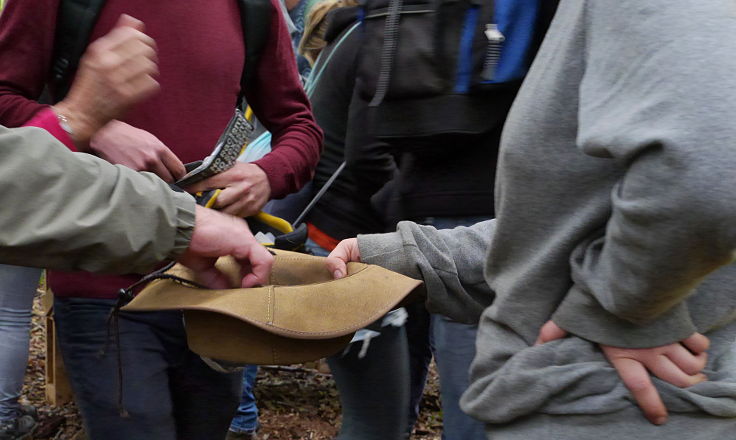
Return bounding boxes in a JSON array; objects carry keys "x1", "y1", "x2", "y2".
[
  {"x1": 326, "y1": 237, "x2": 360, "y2": 279},
  {"x1": 178, "y1": 205, "x2": 273, "y2": 288}
]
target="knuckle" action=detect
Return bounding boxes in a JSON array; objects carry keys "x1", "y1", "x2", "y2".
[
  {"x1": 690, "y1": 358, "x2": 707, "y2": 374},
  {"x1": 85, "y1": 43, "x2": 103, "y2": 60},
  {"x1": 97, "y1": 55, "x2": 118, "y2": 72},
  {"x1": 142, "y1": 153, "x2": 158, "y2": 167}
]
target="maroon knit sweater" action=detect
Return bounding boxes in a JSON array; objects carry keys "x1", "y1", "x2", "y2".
[{"x1": 0, "y1": 0, "x2": 323, "y2": 298}]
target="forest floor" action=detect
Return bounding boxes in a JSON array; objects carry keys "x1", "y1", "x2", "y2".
[{"x1": 23, "y1": 296, "x2": 443, "y2": 439}]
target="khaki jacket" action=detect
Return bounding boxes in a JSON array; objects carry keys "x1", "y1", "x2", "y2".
[{"x1": 0, "y1": 125, "x2": 195, "y2": 273}]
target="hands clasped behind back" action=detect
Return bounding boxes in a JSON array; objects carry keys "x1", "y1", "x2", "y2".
[{"x1": 536, "y1": 320, "x2": 709, "y2": 426}]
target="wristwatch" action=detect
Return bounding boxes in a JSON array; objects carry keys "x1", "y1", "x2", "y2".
[{"x1": 56, "y1": 112, "x2": 76, "y2": 139}]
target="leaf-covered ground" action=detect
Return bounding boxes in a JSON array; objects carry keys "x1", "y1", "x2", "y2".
[{"x1": 23, "y1": 297, "x2": 443, "y2": 439}]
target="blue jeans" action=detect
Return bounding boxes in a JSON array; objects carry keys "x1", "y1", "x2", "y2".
[
  {"x1": 307, "y1": 239, "x2": 410, "y2": 440},
  {"x1": 54, "y1": 297, "x2": 242, "y2": 440},
  {"x1": 406, "y1": 216, "x2": 487, "y2": 440},
  {"x1": 0, "y1": 265, "x2": 41, "y2": 421},
  {"x1": 229, "y1": 365, "x2": 259, "y2": 433}
]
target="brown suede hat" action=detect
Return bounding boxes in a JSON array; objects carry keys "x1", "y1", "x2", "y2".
[{"x1": 122, "y1": 250, "x2": 422, "y2": 365}]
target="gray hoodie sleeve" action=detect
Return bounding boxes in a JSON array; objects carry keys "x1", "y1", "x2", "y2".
[
  {"x1": 358, "y1": 219, "x2": 494, "y2": 324},
  {"x1": 0, "y1": 126, "x2": 196, "y2": 273},
  {"x1": 552, "y1": 1, "x2": 736, "y2": 347}
]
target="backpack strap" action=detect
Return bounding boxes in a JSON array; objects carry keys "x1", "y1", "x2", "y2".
[
  {"x1": 236, "y1": 0, "x2": 273, "y2": 110},
  {"x1": 48, "y1": 0, "x2": 273, "y2": 108},
  {"x1": 48, "y1": 0, "x2": 107, "y2": 103}
]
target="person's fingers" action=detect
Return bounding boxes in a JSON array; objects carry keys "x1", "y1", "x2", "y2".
[
  {"x1": 186, "y1": 168, "x2": 239, "y2": 193},
  {"x1": 187, "y1": 164, "x2": 267, "y2": 194},
  {"x1": 534, "y1": 320, "x2": 568, "y2": 345},
  {"x1": 645, "y1": 354, "x2": 708, "y2": 388},
  {"x1": 114, "y1": 32, "x2": 158, "y2": 65},
  {"x1": 114, "y1": 13, "x2": 145, "y2": 32},
  {"x1": 118, "y1": 42, "x2": 158, "y2": 71},
  {"x1": 101, "y1": 27, "x2": 156, "y2": 66},
  {"x1": 241, "y1": 273, "x2": 262, "y2": 288},
  {"x1": 222, "y1": 202, "x2": 258, "y2": 218},
  {"x1": 127, "y1": 56, "x2": 159, "y2": 79},
  {"x1": 325, "y1": 239, "x2": 359, "y2": 279},
  {"x1": 124, "y1": 72, "x2": 160, "y2": 101},
  {"x1": 149, "y1": 159, "x2": 175, "y2": 183},
  {"x1": 197, "y1": 266, "x2": 233, "y2": 290},
  {"x1": 175, "y1": 255, "x2": 232, "y2": 289},
  {"x1": 158, "y1": 147, "x2": 187, "y2": 180},
  {"x1": 238, "y1": 244, "x2": 273, "y2": 288},
  {"x1": 664, "y1": 344, "x2": 708, "y2": 375},
  {"x1": 216, "y1": 193, "x2": 262, "y2": 218},
  {"x1": 608, "y1": 356, "x2": 668, "y2": 425},
  {"x1": 681, "y1": 333, "x2": 710, "y2": 354},
  {"x1": 212, "y1": 185, "x2": 240, "y2": 209}
]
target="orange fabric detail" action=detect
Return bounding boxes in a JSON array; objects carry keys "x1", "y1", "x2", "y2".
[{"x1": 307, "y1": 223, "x2": 340, "y2": 252}]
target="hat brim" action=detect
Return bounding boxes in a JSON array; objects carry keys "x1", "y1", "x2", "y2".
[{"x1": 122, "y1": 251, "x2": 422, "y2": 364}]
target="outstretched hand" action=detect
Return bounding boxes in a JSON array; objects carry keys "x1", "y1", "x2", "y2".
[
  {"x1": 535, "y1": 320, "x2": 709, "y2": 425},
  {"x1": 177, "y1": 206, "x2": 273, "y2": 288},
  {"x1": 325, "y1": 238, "x2": 361, "y2": 279}
]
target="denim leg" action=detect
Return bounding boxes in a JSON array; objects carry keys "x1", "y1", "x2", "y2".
[
  {"x1": 54, "y1": 297, "x2": 241, "y2": 440},
  {"x1": 419, "y1": 216, "x2": 489, "y2": 440},
  {"x1": 229, "y1": 365, "x2": 260, "y2": 433},
  {"x1": 431, "y1": 314, "x2": 485, "y2": 440},
  {"x1": 306, "y1": 238, "x2": 412, "y2": 439},
  {"x1": 169, "y1": 348, "x2": 242, "y2": 439},
  {"x1": 0, "y1": 265, "x2": 41, "y2": 420},
  {"x1": 54, "y1": 297, "x2": 177, "y2": 440},
  {"x1": 403, "y1": 301, "x2": 433, "y2": 433},
  {"x1": 328, "y1": 324, "x2": 410, "y2": 440}
]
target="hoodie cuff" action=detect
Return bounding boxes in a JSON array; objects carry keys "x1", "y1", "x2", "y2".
[{"x1": 552, "y1": 286, "x2": 697, "y2": 348}]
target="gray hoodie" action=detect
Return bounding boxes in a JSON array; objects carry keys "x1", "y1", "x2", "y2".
[{"x1": 358, "y1": 0, "x2": 736, "y2": 434}]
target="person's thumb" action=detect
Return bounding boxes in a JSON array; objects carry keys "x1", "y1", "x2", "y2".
[{"x1": 326, "y1": 239, "x2": 359, "y2": 279}]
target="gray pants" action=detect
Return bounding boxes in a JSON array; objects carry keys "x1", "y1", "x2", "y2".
[{"x1": 0, "y1": 265, "x2": 41, "y2": 420}]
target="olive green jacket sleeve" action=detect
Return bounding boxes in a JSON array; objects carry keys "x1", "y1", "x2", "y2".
[{"x1": 0, "y1": 125, "x2": 196, "y2": 273}]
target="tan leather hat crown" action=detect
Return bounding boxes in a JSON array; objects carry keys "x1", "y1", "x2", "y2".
[{"x1": 122, "y1": 250, "x2": 422, "y2": 365}]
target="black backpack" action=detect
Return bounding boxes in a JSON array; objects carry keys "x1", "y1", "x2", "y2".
[
  {"x1": 356, "y1": 0, "x2": 558, "y2": 145},
  {"x1": 47, "y1": 0, "x2": 273, "y2": 108}
]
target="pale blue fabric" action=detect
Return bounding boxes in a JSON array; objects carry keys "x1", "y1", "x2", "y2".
[{"x1": 0, "y1": 265, "x2": 41, "y2": 420}]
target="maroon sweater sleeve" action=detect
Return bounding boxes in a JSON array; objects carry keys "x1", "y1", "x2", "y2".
[
  {"x1": 246, "y1": 0, "x2": 323, "y2": 199},
  {"x1": 0, "y1": 0, "x2": 59, "y2": 126}
]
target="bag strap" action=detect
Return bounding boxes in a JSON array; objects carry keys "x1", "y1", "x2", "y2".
[
  {"x1": 291, "y1": 16, "x2": 362, "y2": 227},
  {"x1": 236, "y1": 0, "x2": 273, "y2": 110},
  {"x1": 48, "y1": 0, "x2": 107, "y2": 102},
  {"x1": 292, "y1": 161, "x2": 345, "y2": 227},
  {"x1": 367, "y1": 0, "x2": 403, "y2": 108}
]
